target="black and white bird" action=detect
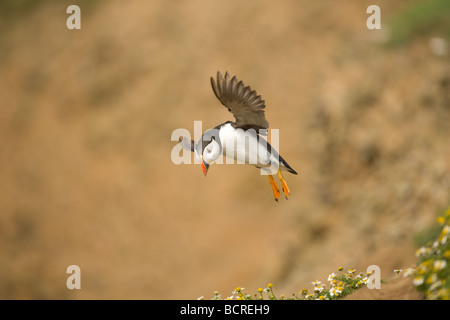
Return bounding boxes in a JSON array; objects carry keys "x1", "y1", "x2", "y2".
[{"x1": 180, "y1": 71, "x2": 297, "y2": 201}]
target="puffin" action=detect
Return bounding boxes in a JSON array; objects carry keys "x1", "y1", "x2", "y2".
[{"x1": 179, "y1": 71, "x2": 297, "y2": 201}]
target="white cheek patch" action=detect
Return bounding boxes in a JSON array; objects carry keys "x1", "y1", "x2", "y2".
[{"x1": 203, "y1": 139, "x2": 221, "y2": 164}]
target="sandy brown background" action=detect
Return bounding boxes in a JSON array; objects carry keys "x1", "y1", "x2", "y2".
[{"x1": 0, "y1": 0, "x2": 449, "y2": 299}]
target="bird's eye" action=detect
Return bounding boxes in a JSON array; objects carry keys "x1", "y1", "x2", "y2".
[{"x1": 207, "y1": 148, "x2": 212, "y2": 154}]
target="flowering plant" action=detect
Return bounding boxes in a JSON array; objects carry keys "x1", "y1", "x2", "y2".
[
  {"x1": 199, "y1": 206, "x2": 450, "y2": 300},
  {"x1": 412, "y1": 207, "x2": 450, "y2": 299},
  {"x1": 199, "y1": 267, "x2": 369, "y2": 300}
]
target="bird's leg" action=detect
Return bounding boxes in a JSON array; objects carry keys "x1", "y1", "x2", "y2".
[
  {"x1": 278, "y1": 169, "x2": 290, "y2": 199},
  {"x1": 268, "y1": 175, "x2": 280, "y2": 202}
]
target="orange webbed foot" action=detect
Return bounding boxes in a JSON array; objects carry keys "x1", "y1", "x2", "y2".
[
  {"x1": 278, "y1": 169, "x2": 291, "y2": 199},
  {"x1": 268, "y1": 175, "x2": 280, "y2": 202}
]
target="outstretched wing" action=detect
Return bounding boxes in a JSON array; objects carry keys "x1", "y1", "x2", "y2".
[{"x1": 210, "y1": 71, "x2": 269, "y2": 131}]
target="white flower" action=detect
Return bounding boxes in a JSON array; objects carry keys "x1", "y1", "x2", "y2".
[
  {"x1": 415, "y1": 247, "x2": 429, "y2": 257},
  {"x1": 329, "y1": 287, "x2": 337, "y2": 296},
  {"x1": 433, "y1": 260, "x2": 447, "y2": 271},
  {"x1": 443, "y1": 225, "x2": 450, "y2": 235},
  {"x1": 329, "y1": 286, "x2": 342, "y2": 297},
  {"x1": 429, "y1": 280, "x2": 442, "y2": 292},
  {"x1": 413, "y1": 276, "x2": 424, "y2": 286},
  {"x1": 305, "y1": 293, "x2": 314, "y2": 299},
  {"x1": 312, "y1": 280, "x2": 322, "y2": 286},
  {"x1": 402, "y1": 268, "x2": 415, "y2": 278},
  {"x1": 197, "y1": 296, "x2": 204, "y2": 300},
  {"x1": 314, "y1": 285, "x2": 325, "y2": 293},
  {"x1": 232, "y1": 287, "x2": 244, "y2": 295},
  {"x1": 327, "y1": 273, "x2": 336, "y2": 282},
  {"x1": 427, "y1": 273, "x2": 437, "y2": 285}
]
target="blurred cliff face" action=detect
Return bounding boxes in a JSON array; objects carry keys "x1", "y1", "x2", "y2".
[{"x1": 0, "y1": 0, "x2": 448, "y2": 299}]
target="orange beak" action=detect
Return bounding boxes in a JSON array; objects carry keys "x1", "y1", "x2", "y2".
[{"x1": 201, "y1": 161, "x2": 208, "y2": 177}]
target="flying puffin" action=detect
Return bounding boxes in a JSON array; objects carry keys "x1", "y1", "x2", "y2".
[{"x1": 179, "y1": 71, "x2": 297, "y2": 201}]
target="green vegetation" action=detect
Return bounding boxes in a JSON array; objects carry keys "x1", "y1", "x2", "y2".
[
  {"x1": 0, "y1": 0, "x2": 48, "y2": 18},
  {"x1": 199, "y1": 268, "x2": 371, "y2": 300},
  {"x1": 201, "y1": 206, "x2": 450, "y2": 300},
  {"x1": 412, "y1": 207, "x2": 450, "y2": 299},
  {"x1": 387, "y1": 0, "x2": 450, "y2": 46},
  {"x1": 0, "y1": 0, "x2": 103, "y2": 20}
]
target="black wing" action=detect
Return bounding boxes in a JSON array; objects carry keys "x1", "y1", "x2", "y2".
[{"x1": 210, "y1": 71, "x2": 269, "y2": 131}]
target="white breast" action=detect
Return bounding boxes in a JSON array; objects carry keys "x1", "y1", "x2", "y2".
[{"x1": 219, "y1": 123, "x2": 279, "y2": 169}]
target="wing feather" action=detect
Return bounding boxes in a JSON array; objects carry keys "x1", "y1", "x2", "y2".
[{"x1": 210, "y1": 71, "x2": 269, "y2": 130}]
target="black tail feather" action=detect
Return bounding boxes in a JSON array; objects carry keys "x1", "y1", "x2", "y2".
[{"x1": 280, "y1": 156, "x2": 297, "y2": 175}]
